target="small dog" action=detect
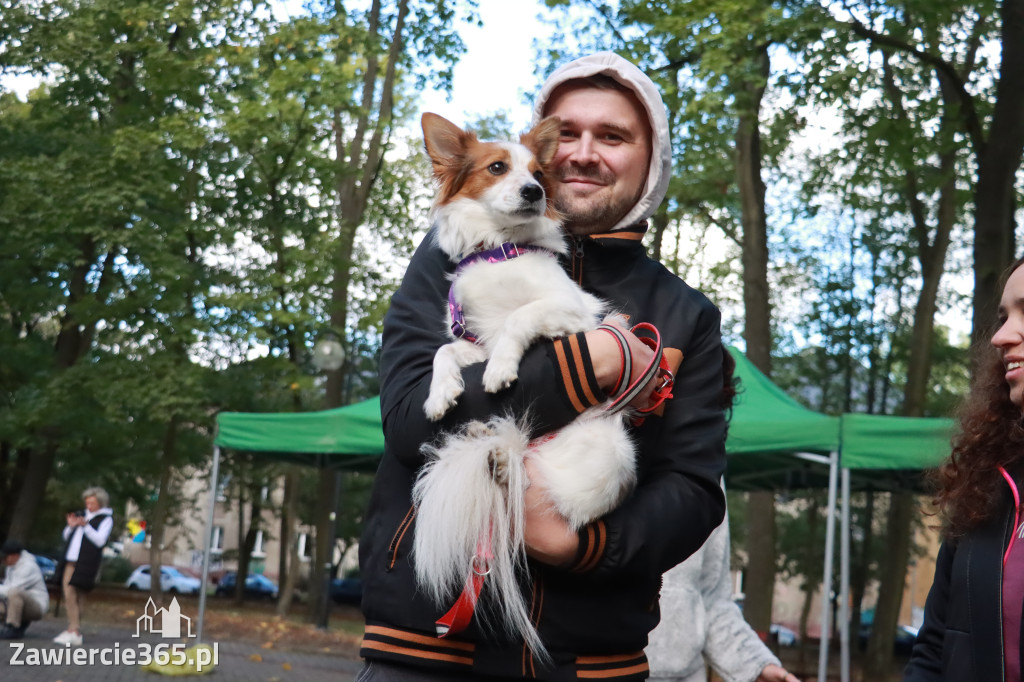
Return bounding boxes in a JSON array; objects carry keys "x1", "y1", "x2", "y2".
[{"x1": 412, "y1": 113, "x2": 638, "y2": 659}]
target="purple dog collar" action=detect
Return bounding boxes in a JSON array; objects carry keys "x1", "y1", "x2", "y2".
[{"x1": 447, "y1": 242, "x2": 550, "y2": 342}]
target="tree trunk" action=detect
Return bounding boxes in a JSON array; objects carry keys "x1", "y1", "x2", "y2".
[
  {"x1": 147, "y1": 419, "x2": 179, "y2": 604},
  {"x1": 234, "y1": 483, "x2": 263, "y2": 604},
  {"x1": 796, "y1": 494, "x2": 820, "y2": 673},
  {"x1": 850, "y1": 490, "x2": 875, "y2": 662},
  {"x1": 736, "y1": 43, "x2": 775, "y2": 638},
  {"x1": 308, "y1": 469, "x2": 337, "y2": 624},
  {"x1": 861, "y1": 491, "x2": 915, "y2": 681},
  {"x1": 648, "y1": 205, "x2": 669, "y2": 263},
  {"x1": 6, "y1": 442, "x2": 57, "y2": 542},
  {"x1": 276, "y1": 468, "x2": 302, "y2": 617},
  {"x1": 6, "y1": 223, "x2": 117, "y2": 540},
  {"x1": 971, "y1": 0, "x2": 1024, "y2": 346},
  {"x1": 308, "y1": 0, "x2": 410, "y2": 625}
]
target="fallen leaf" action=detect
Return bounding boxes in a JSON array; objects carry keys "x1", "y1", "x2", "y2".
[
  {"x1": 249, "y1": 654, "x2": 263, "y2": 662},
  {"x1": 282, "y1": 662, "x2": 292, "y2": 670},
  {"x1": 262, "y1": 641, "x2": 274, "y2": 649}
]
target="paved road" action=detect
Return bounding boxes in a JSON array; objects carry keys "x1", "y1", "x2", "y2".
[{"x1": 0, "y1": 616, "x2": 363, "y2": 681}]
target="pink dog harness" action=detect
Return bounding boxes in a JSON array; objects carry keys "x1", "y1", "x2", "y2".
[{"x1": 448, "y1": 242, "x2": 550, "y2": 343}]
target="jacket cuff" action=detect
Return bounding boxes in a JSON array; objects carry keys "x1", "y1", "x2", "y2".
[
  {"x1": 568, "y1": 520, "x2": 607, "y2": 573},
  {"x1": 548, "y1": 333, "x2": 607, "y2": 414}
]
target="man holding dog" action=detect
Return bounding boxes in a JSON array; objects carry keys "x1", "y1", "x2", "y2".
[{"x1": 359, "y1": 52, "x2": 729, "y2": 680}]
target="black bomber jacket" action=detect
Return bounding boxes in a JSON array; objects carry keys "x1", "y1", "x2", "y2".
[{"x1": 358, "y1": 226, "x2": 727, "y2": 681}]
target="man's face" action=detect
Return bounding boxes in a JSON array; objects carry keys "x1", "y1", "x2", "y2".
[
  {"x1": 3, "y1": 553, "x2": 18, "y2": 567},
  {"x1": 84, "y1": 495, "x2": 100, "y2": 513},
  {"x1": 544, "y1": 84, "x2": 652, "y2": 236}
]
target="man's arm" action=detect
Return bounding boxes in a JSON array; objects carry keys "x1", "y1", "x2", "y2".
[{"x1": 530, "y1": 300, "x2": 727, "y2": 578}]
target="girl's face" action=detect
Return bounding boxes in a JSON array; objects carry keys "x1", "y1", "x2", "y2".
[{"x1": 992, "y1": 264, "x2": 1024, "y2": 410}]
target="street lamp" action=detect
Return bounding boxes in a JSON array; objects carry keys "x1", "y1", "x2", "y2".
[{"x1": 312, "y1": 330, "x2": 345, "y2": 372}]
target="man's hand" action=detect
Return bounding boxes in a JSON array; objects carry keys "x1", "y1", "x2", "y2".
[
  {"x1": 757, "y1": 663, "x2": 800, "y2": 682},
  {"x1": 522, "y1": 456, "x2": 579, "y2": 566},
  {"x1": 585, "y1": 318, "x2": 657, "y2": 409}
]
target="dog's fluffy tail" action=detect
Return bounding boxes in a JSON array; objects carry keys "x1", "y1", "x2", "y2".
[
  {"x1": 527, "y1": 412, "x2": 636, "y2": 531},
  {"x1": 412, "y1": 416, "x2": 548, "y2": 661}
]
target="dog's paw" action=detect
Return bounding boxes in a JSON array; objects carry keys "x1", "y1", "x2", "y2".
[
  {"x1": 464, "y1": 420, "x2": 494, "y2": 439},
  {"x1": 424, "y1": 387, "x2": 463, "y2": 421},
  {"x1": 482, "y1": 362, "x2": 518, "y2": 393},
  {"x1": 487, "y1": 443, "x2": 511, "y2": 486}
]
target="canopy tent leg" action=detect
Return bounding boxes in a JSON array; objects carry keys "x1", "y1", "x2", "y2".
[
  {"x1": 840, "y1": 467, "x2": 851, "y2": 682},
  {"x1": 197, "y1": 444, "x2": 221, "y2": 644},
  {"x1": 817, "y1": 451, "x2": 839, "y2": 682}
]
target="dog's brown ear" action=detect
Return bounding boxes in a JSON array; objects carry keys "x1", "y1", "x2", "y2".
[
  {"x1": 521, "y1": 116, "x2": 560, "y2": 167},
  {"x1": 422, "y1": 113, "x2": 476, "y2": 174}
]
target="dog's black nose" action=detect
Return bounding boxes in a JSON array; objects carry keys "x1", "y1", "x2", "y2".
[{"x1": 520, "y1": 184, "x2": 544, "y2": 203}]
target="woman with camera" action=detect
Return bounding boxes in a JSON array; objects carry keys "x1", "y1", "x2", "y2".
[{"x1": 54, "y1": 486, "x2": 113, "y2": 647}]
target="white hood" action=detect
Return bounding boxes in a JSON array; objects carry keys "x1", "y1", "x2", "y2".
[{"x1": 532, "y1": 52, "x2": 672, "y2": 232}]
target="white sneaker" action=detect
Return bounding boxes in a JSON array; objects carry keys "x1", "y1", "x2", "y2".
[{"x1": 53, "y1": 630, "x2": 83, "y2": 646}]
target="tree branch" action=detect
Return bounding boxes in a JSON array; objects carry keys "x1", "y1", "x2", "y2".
[{"x1": 844, "y1": 14, "x2": 986, "y2": 155}]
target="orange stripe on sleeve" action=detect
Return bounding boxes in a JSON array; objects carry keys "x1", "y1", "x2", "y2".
[
  {"x1": 567, "y1": 335, "x2": 600, "y2": 407},
  {"x1": 553, "y1": 339, "x2": 586, "y2": 412}
]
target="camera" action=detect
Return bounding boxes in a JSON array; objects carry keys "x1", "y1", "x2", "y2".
[{"x1": 73, "y1": 510, "x2": 86, "y2": 518}]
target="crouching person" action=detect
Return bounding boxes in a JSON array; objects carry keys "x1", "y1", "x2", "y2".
[{"x1": 0, "y1": 540, "x2": 49, "y2": 639}]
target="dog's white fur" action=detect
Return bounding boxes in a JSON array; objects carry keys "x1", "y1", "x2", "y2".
[{"x1": 412, "y1": 113, "x2": 637, "y2": 660}]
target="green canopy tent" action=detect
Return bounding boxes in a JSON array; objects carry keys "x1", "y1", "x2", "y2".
[
  {"x1": 193, "y1": 396, "x2": 386, "y2": 642},
  {"x1": 215, "y1": 395, "x2": 384, "y2": 469},
  {"x1": 821, "y1": 412, "x2": 953, "y2": 682},
  {"x1": 725, "y1": 348, "x2": 840, "y2": 490},
  {"x1": 726, "y1": 349, "x2": 955, "y2": 682}
]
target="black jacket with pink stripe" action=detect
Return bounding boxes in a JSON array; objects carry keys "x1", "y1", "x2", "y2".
[{"x1": 358, "y1": 225, "x2": 727, "y2": 681}]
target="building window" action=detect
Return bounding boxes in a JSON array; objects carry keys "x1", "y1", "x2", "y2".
[
  {"x1": 211, "y1": 526, "x2": 224, "y2": 555},
  {"x1": 252, "y1": 530, "x2": 266, "y2": 558},
  {"x1": 297, "y1": 532, "x2": 311, "y2": 561},
  {"x1": 215, "y1": 475, "x2": 231, "y2": 502}
]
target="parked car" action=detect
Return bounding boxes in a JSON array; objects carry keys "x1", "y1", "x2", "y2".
[
  {"x1": 215, "y1": 572, "x2": 279, "y2": 600},
  {"x1": 770, "y1": 623, "x2": 799, "y2": 647},
  {"x1": 858, "y1": 623, "x2": 919, "y2": 655},
  {"x1": 125, "y1": 565, "x2": 201, "y2": 594},
  {"x1": 330, "y1": 577, "x2": 362, "y2": 606},
  {"x1": 33, "y1": 554, "x2": 59, "y2": 584}
]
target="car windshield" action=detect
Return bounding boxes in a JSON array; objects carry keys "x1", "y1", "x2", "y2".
[{"x1": 163, "y1": 568, "x2": 182, "y2": 577}]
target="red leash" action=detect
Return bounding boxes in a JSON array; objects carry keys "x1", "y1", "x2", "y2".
[
  {"x1": 436, "y1": 533, "x2": 493, "y2": 637},
  {"x1": 599, "y1": 322, "x2": 674, "y2": 424}
]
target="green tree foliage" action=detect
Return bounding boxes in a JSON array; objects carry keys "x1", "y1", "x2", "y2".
[{"x1": 0, "y1": 0, "x2": 462, "y2": 591}]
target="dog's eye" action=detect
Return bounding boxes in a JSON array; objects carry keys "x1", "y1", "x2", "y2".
[
  {"x1": 532, "y1": 170, "x2": 543, "y2": 181},
  {"x1": 488, "y1": 161, "x2": 507, "y2": 175}
]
